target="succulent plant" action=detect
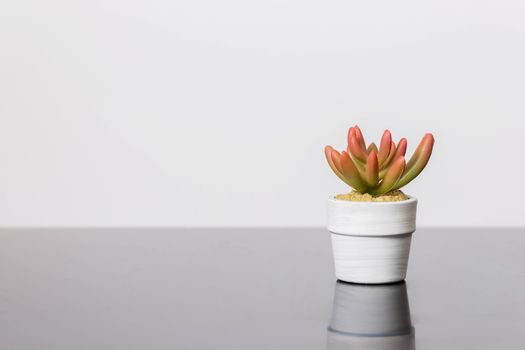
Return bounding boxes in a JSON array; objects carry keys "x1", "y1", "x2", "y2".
[{"x1": 325, "y1": 125, "x2": 434, "y2": 195}]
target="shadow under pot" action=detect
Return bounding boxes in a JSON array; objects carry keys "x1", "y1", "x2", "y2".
[
  {"x1": 327, "y1": 196, "x2": 417, "y2": 284},
  {"x1": 327, "y1": 281, "x2": 415, "y2": 350}
]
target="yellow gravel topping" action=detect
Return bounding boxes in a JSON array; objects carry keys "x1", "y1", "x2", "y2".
[{"x1": 335, "y1": 190, "x2": 408, "y2": 202}]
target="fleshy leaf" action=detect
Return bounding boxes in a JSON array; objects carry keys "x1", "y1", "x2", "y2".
[
  {"x1": 378, "y1": 130, "x2": 392, "y2": 165},
  {"x1": 395, "y1": 138, "x2": 408, "y2": 158},
  {"x1": 392, "y1": 133, "x2": 434, "y2": 190},
  {"x1": 364, "y1": 151, "x2": 379, "y2": 187},
  {"x1": 346, "y1": 127, "x2": 355, "y2": 153},
  {"x1": 371, "y1": 156, "x2": 406, "y2": 195},
  {"x1": 325, "y1": 146, "x2": 348, "y2": 182},
  {"x1": 379, "y1": 138, "x2": 407, "y2": 178},
  {"x1": 379, "y1": 141, "x2": 397, "y2": 170},
  {"x1": 354, "y1": 125, "x2": 367, "y2": 152},
  {"x1": 347, "y1": 128, "x2": 368, "y2": 163},
  {"x1": 325, "y1": 146, "x2": 367, "y2": 192},
  {"x1": 367, "y1": 142, "x2": 378, "y2": 154},
  {"x1": 339, "y1": 151, "x2": 368, "y2": 192}
]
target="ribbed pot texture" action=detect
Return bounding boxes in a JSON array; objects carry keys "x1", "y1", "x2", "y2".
[{"x1": 327, "y1": 196, "x2": 417, "y2": 284}]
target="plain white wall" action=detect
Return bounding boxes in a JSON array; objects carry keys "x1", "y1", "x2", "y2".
[{"x1": 1, "y1": 0, "x2": 524, "y2": 227}]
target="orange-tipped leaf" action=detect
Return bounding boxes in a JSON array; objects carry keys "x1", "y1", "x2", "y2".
[
  {"x1": 379, "y1": 138, "x2": 408, "y2": 178},
  {"x1": 378, "y1": 130, "x2": 392, "y2": 165},
  {"x1": 405, "y1": 133, "x2": 432, "y2": 171},
  {"x1": 340, "y1": 151, "x2": 368, "y2": 192},
  {"x1": 392, "y1": 133, "x2": 434, "y2": 190},
  {"x1": 347, "y1": 128, "x2": 368, "y2": 163},
  {"x1": 367, "y1": 142, "x2": 378, "y2": 154},
  {"x1": 325, "y1": 146, "x2": 346, "y2": 182},
  {"x1": 354, "y1": 125, "x2": 367, "y2": 152},
  {"x1": 325, "y1": 146, "x2": 367, "y2": 192},
  {"x1": 395, "y1": 138, "x2": 408, "y2": 158},
  {"x1": 372, "y1": 156, "x2": 406, "y2": 195},
  {"x1": 379, "y1": 141, "x2": 397, "y2": 170},
  {"x1": 364, "y1": 151, "x2": 379, "y2": 187}
]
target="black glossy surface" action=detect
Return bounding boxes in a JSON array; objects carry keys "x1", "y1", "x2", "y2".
[{"x1": 0, "y1": 228, "x2": 523, "y2": 349}]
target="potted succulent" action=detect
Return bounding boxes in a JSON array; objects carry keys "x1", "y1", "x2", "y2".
[{"x1": 325, "y1": 125, "x2": 434, "y2": 284}]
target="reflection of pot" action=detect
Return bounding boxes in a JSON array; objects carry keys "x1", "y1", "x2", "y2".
[{"x1": 327, "y1": 281, "x2": 415, "y2": 350}]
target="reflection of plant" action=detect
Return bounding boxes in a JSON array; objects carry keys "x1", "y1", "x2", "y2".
[{"x1": 325, "y1": 125, "x2": 434, "y2": 195}]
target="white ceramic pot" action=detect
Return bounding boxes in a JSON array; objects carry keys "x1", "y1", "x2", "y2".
[{"x1": 327, "y1": 196, "x2": 417, "y2": 284}]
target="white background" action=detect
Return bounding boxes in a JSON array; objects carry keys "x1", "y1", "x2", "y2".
[{"x1": 1, "y1": 0, "x2": 524, "y2": 227}]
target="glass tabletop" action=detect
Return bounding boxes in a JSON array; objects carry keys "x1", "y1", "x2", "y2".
[{"x1": 0, "y1": 228, "x2": 523, "y2": 349}]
